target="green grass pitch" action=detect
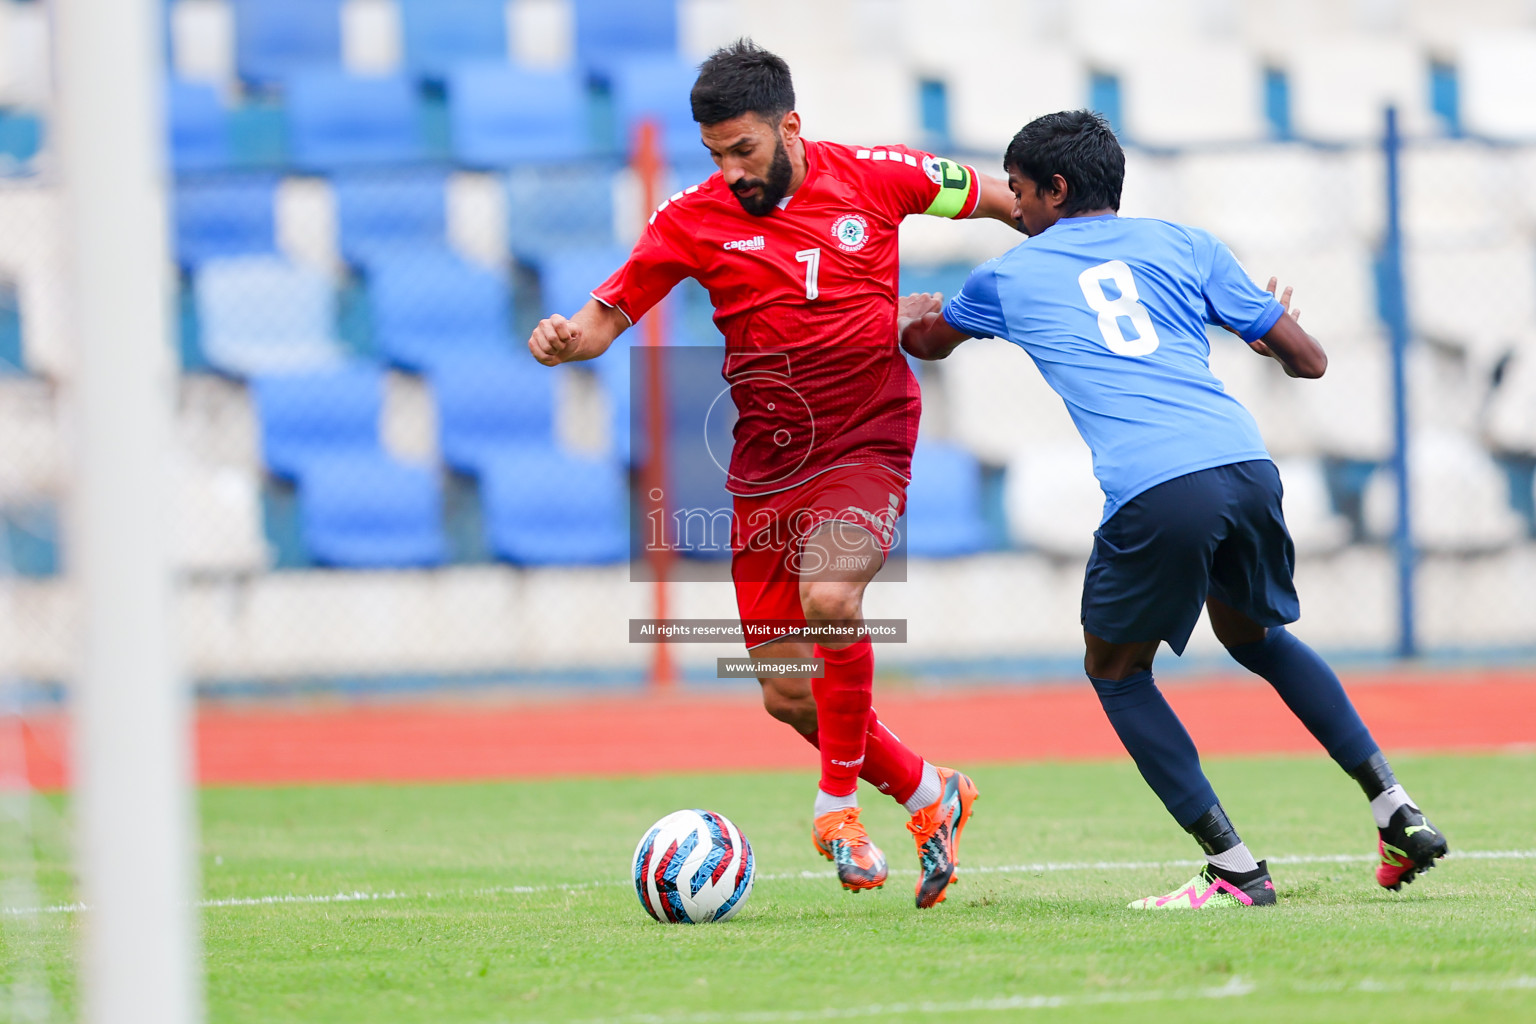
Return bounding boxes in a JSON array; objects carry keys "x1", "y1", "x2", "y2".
[{"x1": 5, "y1": 752, "x2": 1535, "y2": 1022}]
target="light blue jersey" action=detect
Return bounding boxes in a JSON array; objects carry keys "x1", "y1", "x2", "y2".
[{"x1": 942, "y1": 214, "x2": 1286, "y2": 524}]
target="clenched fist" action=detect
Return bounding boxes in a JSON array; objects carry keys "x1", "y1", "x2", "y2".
[{"x1": 529, "y1": 314, "x2": 584, "y2": 366}]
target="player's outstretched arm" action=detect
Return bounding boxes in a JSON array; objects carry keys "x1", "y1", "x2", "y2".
[
  {"x1": 972, "y1": 173, "x2": 1025, "y2": 231},
  {"x1": 899, "y1": 294, "x2": 972, "y2": 361},
  {"x1": 528, "y1": 299, "x2": 630, "y2": 366},
  {"x1": 1248, "y1": 278, "x2": 1327, "y2": 379}
]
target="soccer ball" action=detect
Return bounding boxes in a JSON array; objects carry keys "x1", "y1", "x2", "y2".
[{"x1": 632, "y1": 809, "x2": 755, "y2": 924}]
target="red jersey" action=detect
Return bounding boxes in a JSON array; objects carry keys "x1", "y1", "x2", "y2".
[{"x1": 592, "y1": 139, "x2": 982, "y2": 496}]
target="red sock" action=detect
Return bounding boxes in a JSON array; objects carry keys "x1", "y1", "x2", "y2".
[
  {"x1": 792, "y1": 712, "x2": 924, "y2": 805},
  {"x1": 809, "y1": 638, "x2": 874, "y2": 798},
  {"x1": 862, "y1": 710, "x2": 925, "y2": 805}
]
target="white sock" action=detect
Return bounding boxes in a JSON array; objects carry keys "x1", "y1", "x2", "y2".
[
  {"x1": 814, "y1": 788, "x2": 858, "y2": 818},
  {"x1": 1370, "y1": 784, "x2": 1412, "y2": 828},
  {"x1": 1206, "y1": 841, "x2": 1260, "y2": 874},
  {"x1": 903, "y1": 762, "x2": 942, "y2": 814}
]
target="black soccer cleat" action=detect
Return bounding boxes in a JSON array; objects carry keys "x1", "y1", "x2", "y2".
[{"x1": 1376, "y1": 804, "x2": 1449, "y2": 891}]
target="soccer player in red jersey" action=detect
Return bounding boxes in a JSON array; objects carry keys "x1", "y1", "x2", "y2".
[{"x1": 528, "y1": 41, "x2": 1018, "y2": 907}]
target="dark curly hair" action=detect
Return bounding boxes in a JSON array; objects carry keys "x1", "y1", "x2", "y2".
[
  {"x1": 690, "y1": 39, "x2": 795, "y2": 126},
  {"x1": 1004, "y1": 110, "x2": 1124, "y2": 215}
]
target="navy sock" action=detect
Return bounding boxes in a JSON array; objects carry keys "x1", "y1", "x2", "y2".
[
  {"x1": 1225, "y1": 626, "x2": 1380, "y2": 770},
  {"x1": 1089, "y1": 671, "x2": 1218, "y2": 828}
]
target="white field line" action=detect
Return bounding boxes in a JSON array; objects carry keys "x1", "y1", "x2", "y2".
[
  {"x1": 536, "y1": 975, "x2": 1536, "y2": 1024},
  {"x1": 545, "y1": 976, "x2": 1259, "y2": 1024},
  {"x1": 6, "y1": 848, "x2": 1534, "y2": 917}
]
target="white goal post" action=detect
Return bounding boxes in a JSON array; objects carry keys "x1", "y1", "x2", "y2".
[{"x1": 55, "y1": 0, "x2": 202, "y2": 1021}]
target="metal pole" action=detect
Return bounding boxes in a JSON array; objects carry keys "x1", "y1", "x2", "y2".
[
  {"x1": 1381, "y1": 105, "x2": 1417, "y2": 658},
  {"x1": 634, "y1": 119, "x2": 675, "y2": 689},
  {"x1": 55, "y1": 0, "x2": 201, "y2": 1020}
]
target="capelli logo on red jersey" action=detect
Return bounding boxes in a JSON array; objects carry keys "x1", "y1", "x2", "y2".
[{"x1": 723, "y1": 235, "x2": 766, "y2": 251}]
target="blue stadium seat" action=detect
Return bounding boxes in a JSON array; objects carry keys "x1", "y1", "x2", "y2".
[
  {"x1": 589, "y1": 340, "x2": 632, "y2": 460},
  {"x1": 448, "y1": 63, "x2": 589, "y2": 167},
  {"x1": 537, "y1": 246, "x2": 628, "y2": 315},
  {"x1": 286, "y1": 71, "x2": 424, "y2": 172},
  {"x1": 0, "y1": 111, "x2": 43, "y2": 166},
  {"x1": 369, "y1": 252, "x2": 512, "y2": 371},
  {"x1": 609, "y1": 55, "x2": 701, "y2": 164},
  {"x1": 480, "y1": 447, "x2": 628, "y2": 564},
  {"x1": 174, "y1": 175, "x2": 279, "y2": 268},
  {"x1": 298, "y1": 451, "x2": 447, "y2": 567},
  {"x1": 168, "y1": 79, "x2": 228, "y2": 172},
  {"x1": 332, "y1": 169, "x2": 448, "y2": 267},
  {"x1": 232, "y1": 0, "x2": 343, "y2": 88},
  {"x1": 506, "y1": 164, "x2": 617, "y2": 262},
  {"x1": 196, "y1": 255, "x2": 345, "y2": 376},
  {"x1": 252, "y1": 364, "x2": 384, "y2": 480},
  {"x1": 903, "y1": 440, "x2": 991, "y2": 557},
  {"x1": 429, "y1": 352, "x2": 554, "y2": 473},
  {"x1": 399, "y1": 0, "x2": 508, "y2": 80},
  {"x1": 574, "y1": 0, "x2": 677, "y2": 75}
]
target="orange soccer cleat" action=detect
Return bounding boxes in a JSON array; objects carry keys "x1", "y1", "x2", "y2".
[
  {"x1": 812, "y1": 807, "x2": 888, "y2": 892},
  {"x1": 906, "y1": 767, "x2": 979, "y2": 909}
]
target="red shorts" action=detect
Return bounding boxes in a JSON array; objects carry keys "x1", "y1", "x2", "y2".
[{"x1": 731, "y1": 464, "x2": 908, "y2": 650}]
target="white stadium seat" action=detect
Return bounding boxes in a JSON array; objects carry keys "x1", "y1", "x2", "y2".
[
  {"x1": 678, "y1": 0, "x2": 743, "y2": 61},
  {"x1": 275, "y1": 176, "x2": 342, "y2": 274},
  {"x1": 1458, "y1": 30, "x2": 1536, "y2": 140},
  {"x1": 1417, "y1": 546, "x2": 1536, "y2": 650},
  {"x1": 0, "y1": 0, "x2": 51, "y2": 108},
  {"x1": 1285, "y1": 35, "x2": 1434, "y2": 142},
  {"x1": 1118, "y1": 44, "x2": 1267, "y2": 147},
  {"x1": 900, "y1": 0, "x2": 1039, "y2": 76},
  {"x1": 1362, "y1": 428, "x2": 1526, "y2": 552},
  {"x1": 173, "y1": 462, "x2": 268, "y2": 575},
  {"x1": 341, "y1": 0, "x2": 402, "y2": 76},
  {"x1": 1065, "y1": 0, "x2": 1211, "y2": 65},
  {"x1": 446, "y1": 171, "x2": 509, "y2": 268},
  {"x1": 1290, "y1": 341, "x2": 1394, "y2": 460},
  {"x1": 791, "y1": 58, "x2": 919, "y2": 147},
  {"x1": 170, "y1": 0, "x2": 237, "y2": 86},
  {"x1": 946, "y1": 46, "x2": 1087, "y2": 155},
  {"x1": 1405, "y1": 239, "x2": 1536, "y2": 367},
  {"x1": 1289, "y1": 545, "x2": 1396, "y2": 651},
  {"x1": 0, "y1": 377, "x2": 62, "y2": 501},
  {"x1": 1273, "y1": 456, "x2": 1351, "y2": 556},
  {"x1": 1409, "y1": 0, "x2": 1536, "y2": 51},
  {"x1": 1177, "y1": 146, "x2": 1356, "y2": 251},
  {"x1": 1205, "y1": 332, "x2": 1313, "y2": 457},
  {"x1": 1226, "y1": 242, "x2": 1379, "y2": 344},
  {"x1": 510, "y1": 0, "x2": 573, "y2": 69},
  {"x1": 897, "y1": 210, "x2": 1020, "y2": 266},
  {"x1": 1238, "y1": 0, "x2": 1376, "y2": 60},
  {"x1": 1486, "y1": 340, "x2": 1536, "y2": 455},
  {"x1": 1400, "y1": 142, "x2": 1522, "y2": 243},
  {"x1": 0, "y1": 185, "x2": 69, "y2": 377},
  {"x1": 1003, "y1": 438, "x2": 1102, "y2": 560},
  {"x1": 939, "y1": 336, "x2": 1079, "y2": 465}
]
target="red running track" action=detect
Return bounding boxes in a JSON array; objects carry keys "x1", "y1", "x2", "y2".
[{"x1": 11, "y1": 671, "x2": 1536, "y2": 790}]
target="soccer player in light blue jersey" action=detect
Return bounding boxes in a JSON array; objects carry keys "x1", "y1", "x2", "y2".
[{"x1": 899, "y1": 110, "x2": 1448, "y2": 909}]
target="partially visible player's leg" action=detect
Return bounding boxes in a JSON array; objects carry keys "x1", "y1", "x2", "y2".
[
  {"x1": 796, "y1": 518, "x2": 889, "y2": 891},
  {"x1": 798, "y1": 508, "x2": 977, "y2": 906},
  {"x1": 753, "y1": 657, "x2": 925, "y2": 804},
  {"x1": 1208, "y1": 601, "x2": 1449, "y2": 889},
  {"x1": 1207, "y1": 460, "x2": 1448, "y2": 890},
  {"x1": 1085, "y1": 633, "x2": 1277, "y2": 909},
  {"x1": 734, "y1": 528, "x2": 924, "y2": 895},
  {"x1": 1081, "y1": 468, "x2": 1276, "y2": 909}
]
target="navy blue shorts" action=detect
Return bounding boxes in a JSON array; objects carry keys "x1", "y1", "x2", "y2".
[{"x1": 1081, "y1": 459, "x2": 1301, "y2": 655}]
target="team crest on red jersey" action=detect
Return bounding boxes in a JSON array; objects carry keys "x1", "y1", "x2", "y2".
[{"x1": 831, "y1": 214, "x2": 869, "y2": 253}]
